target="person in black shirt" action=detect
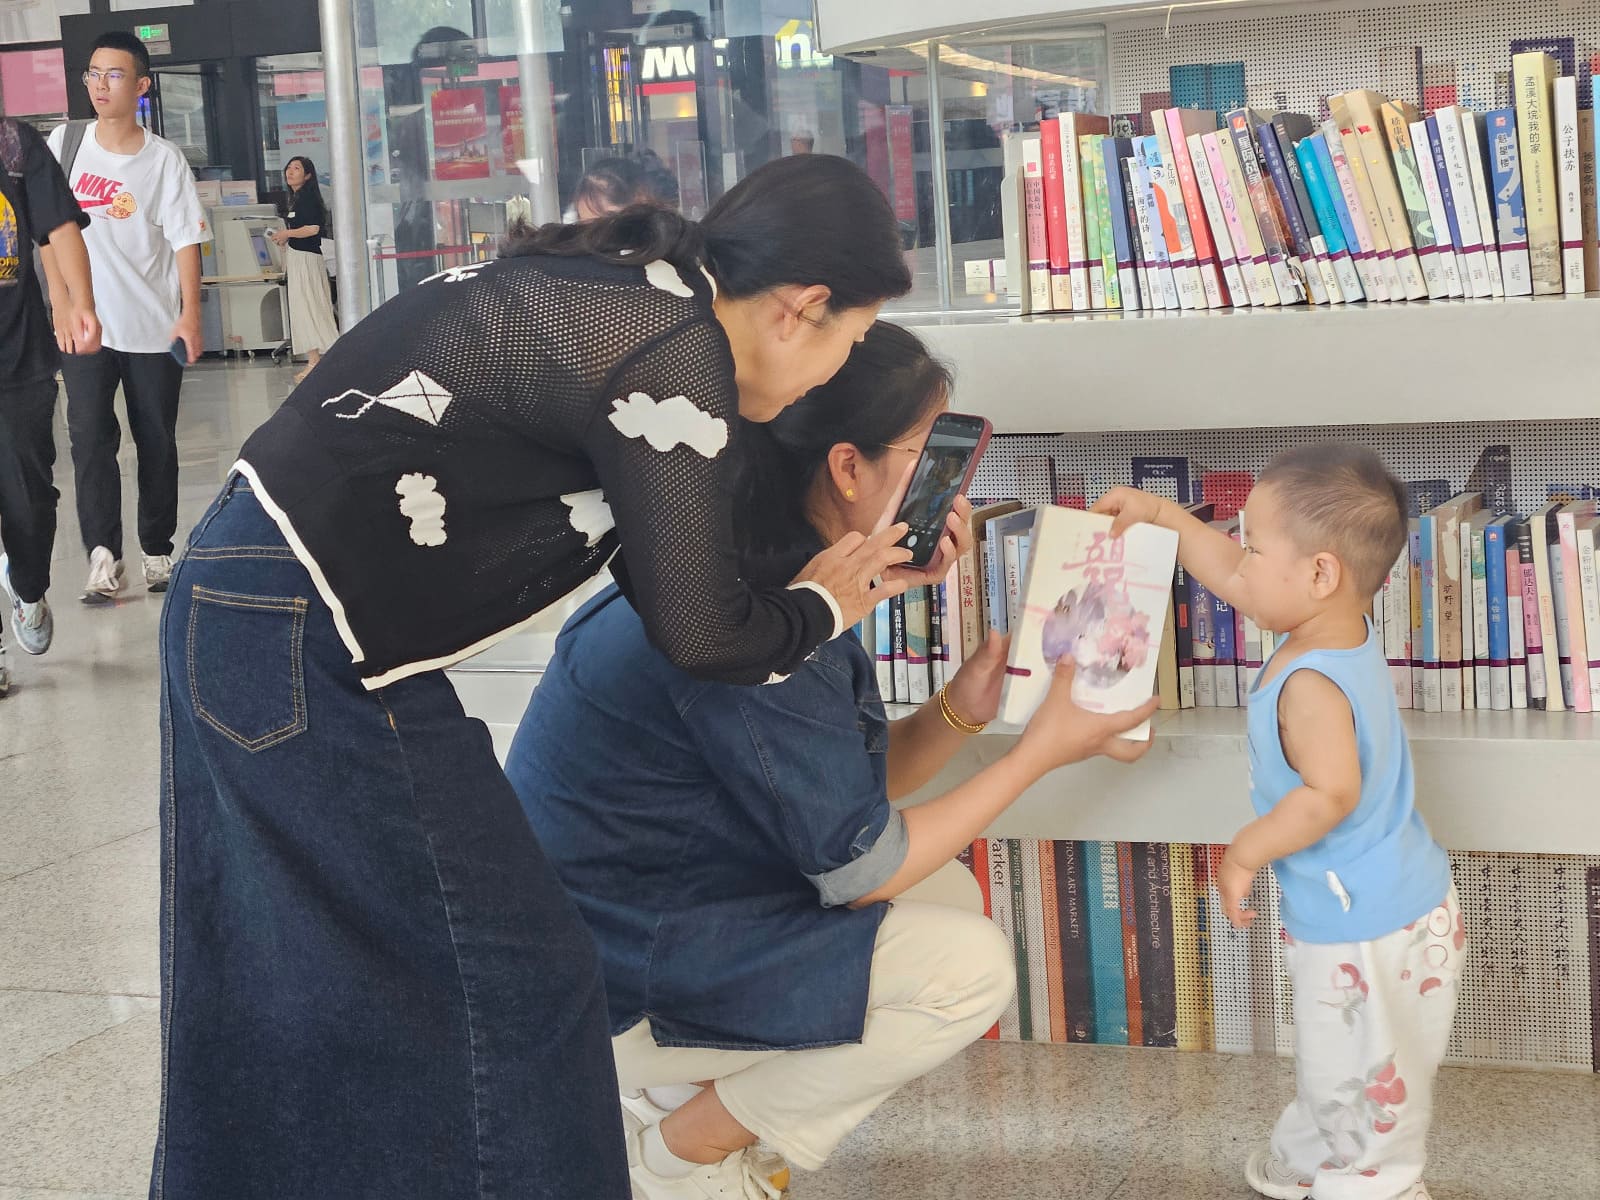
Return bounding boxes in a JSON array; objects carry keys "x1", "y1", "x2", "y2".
[
  {"x1": 153, "y1": 154, "x2": 951, "y2": 1199},
  {"x1": 0, "y1": 115, "x2": 99, "y2": 692},
  {"x1": 268, "y1": 156, "x2": 340, "y2": 383}
]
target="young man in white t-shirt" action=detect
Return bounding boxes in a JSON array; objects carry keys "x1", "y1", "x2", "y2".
[{"x1": 42, "y1": 32, "x2": 205, "y2": 600}]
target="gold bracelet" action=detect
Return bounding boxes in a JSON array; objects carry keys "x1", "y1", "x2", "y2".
[{"x1": 938, "y1": 685, "x2": 988, "y2": 734}]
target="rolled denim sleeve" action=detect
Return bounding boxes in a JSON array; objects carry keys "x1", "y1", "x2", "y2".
[{"x1": 679, "y1": 649, "x2": 905, "y2": 907}]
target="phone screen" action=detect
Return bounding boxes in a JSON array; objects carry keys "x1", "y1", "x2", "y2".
[{"x1": 893, "y1": 413, "x2": 991, "y2": 567}]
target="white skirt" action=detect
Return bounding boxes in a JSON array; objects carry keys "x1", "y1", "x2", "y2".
[{"x1": 285, "y1": 245, "x2": 340, "y2": 357}]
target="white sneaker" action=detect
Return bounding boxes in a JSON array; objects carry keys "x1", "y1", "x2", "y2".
[
  {"x1": 81, "y1": 546, "x2": 124, "y2": 604},
  {"x1": 0, "y1": 642, "x2": 10, "y2": 697},
  {"x1": 142, "y1": 553, "x2": 174, "y2": 593},
  {"x1": 619, "y1": 1091, "x2": 790, "y2": 1195},
  {"x1": 1245, "y1": 1148, "x2": 1313, "y2": 1199},
  {"x1": 627, "y1": 1137, "x2": 784, "y2": 1200},
  {"x1": 0, "y1": 556, "x2": 51, "y2": 655}
]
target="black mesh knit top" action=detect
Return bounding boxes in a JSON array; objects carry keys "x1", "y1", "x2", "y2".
[{"x1": 236, "y1": 252, "x2": 839, "y2": 689}]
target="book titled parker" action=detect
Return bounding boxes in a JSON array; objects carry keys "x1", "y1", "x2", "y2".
[{"x1": 1000, "y1": 508, "x2": 1179, "y2": 739}]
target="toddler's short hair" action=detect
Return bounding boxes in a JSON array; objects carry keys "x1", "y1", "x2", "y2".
[{"x1": 1257, "y1": 442, "x2": 1407, "y2": 598}]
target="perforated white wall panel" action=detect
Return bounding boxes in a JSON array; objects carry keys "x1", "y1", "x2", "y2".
[{"x1": 1107, "y1": 0, "x2": 1600, "y2": 118}]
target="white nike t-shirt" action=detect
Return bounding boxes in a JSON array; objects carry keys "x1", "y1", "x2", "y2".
[{"x1": 47, "y1": 122, "x2": 206, "y2": 354}]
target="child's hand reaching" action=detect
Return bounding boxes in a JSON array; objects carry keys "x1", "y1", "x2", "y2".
[
  {"x1": 1091, "y1": 487, "x2": 1167, "y2": 537},
  {"x1": 1217, "y1": 846, "x2": 1259, "y2": 930}
]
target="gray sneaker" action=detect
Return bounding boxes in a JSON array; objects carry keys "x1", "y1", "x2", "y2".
[
  {"x1": 0, "y1": 642, "x2": 10, "y2": 697},
  {"x1": 0, "y1": 555, "x2": 52, "y2": 655}
]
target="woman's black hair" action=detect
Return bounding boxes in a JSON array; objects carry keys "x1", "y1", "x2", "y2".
[
  {"x1": 284, "y1": 156, "x2": 327, "y2": 233},
  {"x1": 503, "y1": 154, "x2": 912, "y2": 311},
  {"x1": 571, "y1": 154, "x2": 678, "y2": 215},
  {"x1": 737, "y1": 321, "x2": 952, "y2": 576}
]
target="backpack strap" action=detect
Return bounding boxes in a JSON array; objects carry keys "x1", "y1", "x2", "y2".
[{"x1": 58, "y1": 118, "x2": 90, "y2": 183}]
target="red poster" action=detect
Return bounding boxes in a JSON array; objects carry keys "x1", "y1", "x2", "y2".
[
  {"x1": 431, "y1": 88, "x2": 490, "y2": 181},
  {"x1": 886, "y1": 104, "x2": 916, "y2": 223},
  {"x1": 500, "y1": 85, "x2": 525, "y2": 172}
]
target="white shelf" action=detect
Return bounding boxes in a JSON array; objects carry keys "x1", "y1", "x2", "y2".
[
  {"x1": 894, "y1": 296, "x2": 1600, "y2": 434},
  {"x1": 894, "y1": 706, "x2": 1600, "y2": 853},
  {"x1": 815, "y1": 0, "x2": 1297, "y2": 52}
]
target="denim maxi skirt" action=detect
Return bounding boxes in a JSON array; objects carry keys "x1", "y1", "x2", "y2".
[{"x1": 151, "y1": 476, "x2": 629, "y2": 1199}]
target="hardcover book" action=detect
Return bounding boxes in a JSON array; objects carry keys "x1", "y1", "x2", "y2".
[{"x1": 1000, "y1": 507, "x2": 1178, "y2": 739}]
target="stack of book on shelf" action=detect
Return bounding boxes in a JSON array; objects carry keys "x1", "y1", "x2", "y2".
[
  {"x1": 1001, "y1": 58, "x2": 1600, "y2": 315},
  {"x1": 859, "y1": 450, "x2": 1600, "y2": 718}
]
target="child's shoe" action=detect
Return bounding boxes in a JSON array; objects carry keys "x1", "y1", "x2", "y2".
[{"x1": 1245, "y1": 1148, "x2": 1313, "y2": 1199}]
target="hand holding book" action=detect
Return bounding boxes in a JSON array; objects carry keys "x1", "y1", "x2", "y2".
[{"x1": 1012, "y1": 660, "x2": 1161, "y2": 774}]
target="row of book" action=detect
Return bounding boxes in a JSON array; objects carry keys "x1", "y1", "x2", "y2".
[
  {"x1": 1003, "y1": 58, "x2": 1600, "y2": 315},
  {"x1": 860, "y1": 451, "x2": 1600, "y2": 717},
  {"x1": 957, "y1": 838, "x2": 1600, "y2": 1071},
  {"x1": 1383, "y1": 491, "x2": 1600, "y2": 715}
]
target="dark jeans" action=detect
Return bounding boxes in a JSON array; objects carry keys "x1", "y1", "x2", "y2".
[
  {"x1": 60, "y1": 347, "x2": 182, "y2": 560},
  {"x1": 0, "y1": 378, "x2": 59, "y2": 603},
  {"x1": 153, "y1": 477, "x2": 630, "y2": 1199}
]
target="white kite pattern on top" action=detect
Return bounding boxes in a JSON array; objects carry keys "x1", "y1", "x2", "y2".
[{"x1": 322, "y1": 370, "x2": 453, "y2": 426}]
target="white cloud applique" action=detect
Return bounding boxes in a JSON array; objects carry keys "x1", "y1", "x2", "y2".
[
  {"x1": 395, "y1": 473, "x2": 448, "y2": 547},
  {"x1": 644, "y1": 259, "x2": 695, "y2": 298},
  {"x1": 608, "y1": 392, "x2": 729, "y2": 459},
  {"x1": 561, "y1": 489, "x2": 614, "y2": 548},
  {"x1": 323, "y1": 370, "x2": 453, "y2": 426}
]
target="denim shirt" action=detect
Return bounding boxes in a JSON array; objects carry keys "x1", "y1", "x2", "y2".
[{"x1": 505, "y1": 586, "x2": 907, "y2": 1051}]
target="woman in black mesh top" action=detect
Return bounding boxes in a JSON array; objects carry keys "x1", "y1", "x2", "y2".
[{"x1": 150, "y1": 156, "x2": 947, "y2": 1200}]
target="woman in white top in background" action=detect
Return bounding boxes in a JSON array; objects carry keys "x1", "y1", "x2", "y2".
[{"x1": 269, "y1": 156, "x2": 339, "y2": 383}]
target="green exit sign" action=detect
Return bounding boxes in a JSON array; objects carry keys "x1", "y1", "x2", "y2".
[{"x1": 135, "y1": 24, "x2": 168, "y2": 41}]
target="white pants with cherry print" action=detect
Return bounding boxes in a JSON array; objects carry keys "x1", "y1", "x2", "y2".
[{"x1": 1266, "y1": 886, "x2": 1465, "y2": 1200}]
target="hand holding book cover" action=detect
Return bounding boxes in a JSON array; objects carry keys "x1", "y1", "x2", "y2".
[{"x1": 1001, "y1": 507, "x2": 1179, "y2": 738}]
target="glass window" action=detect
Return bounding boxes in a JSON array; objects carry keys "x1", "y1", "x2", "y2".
[
  {"x1": 339, "y1": 2, "x2": 935, "y2": 308},
  {"x1": 932, "y1": 31, "x2": 1111, "y2": 312}
]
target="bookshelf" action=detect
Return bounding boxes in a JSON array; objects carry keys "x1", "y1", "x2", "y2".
[
  {"x1": 899, "y1": 297, "x2": 1600, "y2": 433},
  {"x1": 890, "y1": 706, "x2": 1600, "y2": 853}
]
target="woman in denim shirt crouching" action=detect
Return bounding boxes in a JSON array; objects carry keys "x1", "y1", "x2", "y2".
[{"x1": 505, "y1": 323, "x2": 1159, "y2": 1199}]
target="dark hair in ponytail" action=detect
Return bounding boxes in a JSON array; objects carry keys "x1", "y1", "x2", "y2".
[
  {"x1": 738, "y1": 322, "x2": 952, "y2": 575},
  {"x1": 502, "y1": 154, "x2": 912, "y2": 311}
]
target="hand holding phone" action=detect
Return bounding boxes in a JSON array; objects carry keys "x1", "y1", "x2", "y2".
[{"x1": 891, "y1": 412, "x2": 992, "y2": 568}]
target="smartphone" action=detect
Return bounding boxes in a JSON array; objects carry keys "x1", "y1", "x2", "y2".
[
  {"x1": 892, "y1": 412, "x2": 993, "y2": 568},
  {"x1": 169, "y1": 338, "x2": 190, "y2": 366}
]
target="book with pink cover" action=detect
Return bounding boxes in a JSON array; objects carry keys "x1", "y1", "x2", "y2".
[{"x1": 999, "y1": 507, "x2": 1178, "y2": 739}]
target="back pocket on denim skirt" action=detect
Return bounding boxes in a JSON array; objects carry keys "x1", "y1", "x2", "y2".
[{"x1": 187, "y1": 585, "x2": 309, "y2": 751}]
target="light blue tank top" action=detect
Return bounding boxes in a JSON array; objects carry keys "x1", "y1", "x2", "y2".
[{"x1": 1248, "y1": 620, "x2": 1452, "y2": 944}]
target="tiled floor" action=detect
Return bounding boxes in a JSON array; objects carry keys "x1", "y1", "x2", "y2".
[{"x1": 2, "y1": 361, "x2": 1597, "y2": 1199}]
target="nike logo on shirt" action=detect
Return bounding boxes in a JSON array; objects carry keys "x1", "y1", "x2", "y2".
[{"x1": 74, "y1": 172, "x2": 126, "y2": 208}]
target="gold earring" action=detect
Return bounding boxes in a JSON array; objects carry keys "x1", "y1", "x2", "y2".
[{"x1": 845, "y1": 488, "x2": 856, "y2": 500}]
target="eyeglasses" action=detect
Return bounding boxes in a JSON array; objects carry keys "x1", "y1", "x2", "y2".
[
  {"x1": 882, "y1": 442, "x2": 922, "y2": 453},
  {"x1": 82, "y1": 69, "x2": 133, "y2": 86}
]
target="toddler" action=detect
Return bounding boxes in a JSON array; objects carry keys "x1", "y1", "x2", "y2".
[{"x1": 1097, "y1": 443, "x2": 1462, "y2": 1200}]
